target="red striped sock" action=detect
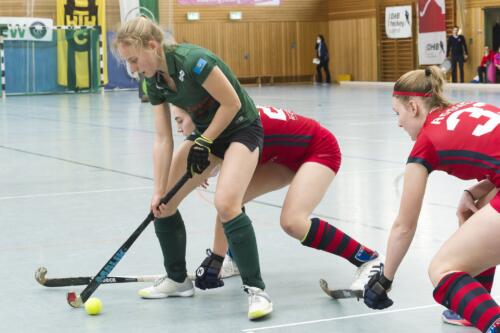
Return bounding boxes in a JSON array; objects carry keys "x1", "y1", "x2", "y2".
[
  {"x1": 475, "y1": 267, "x2": 496, "y2": 293},
  {"x1": 433, "y1": 272, "x2": 500, "y2": 333},
  {"x1": 301, "y1": 218, "x2": 378, "y2": 267}
]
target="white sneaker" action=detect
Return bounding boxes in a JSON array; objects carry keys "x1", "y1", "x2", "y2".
[
  {"x1": 220, "y1": 256, "x2": 240, "y2": 279},
  {"x1": 349, "y1": 255, "x2": 385, "y2": 292},
  {"x1": 243, "y1": 285, "x2": 273, "y2": 320},
  {"x1": 138, "y1": 275, "x2": 194, "y2": 299}
]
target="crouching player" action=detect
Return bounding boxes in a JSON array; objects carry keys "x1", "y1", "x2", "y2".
[
  {"x1": 173, "y1": 105, "x2": 383, "y2": 300},
  {"x1": 363, "y1": 66, "x2": 499, "y2": 333}
]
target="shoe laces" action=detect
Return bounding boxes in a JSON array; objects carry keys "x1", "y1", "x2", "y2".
[
  {"x1": 355, "y1": 260, "x2": 384, "y2": 281},
  {"x1": 243, "y1": 285, "x2": 267, "y2": 304},
  {"x1": 153, "y1": 275, "x2": 169, "y2": 287}
]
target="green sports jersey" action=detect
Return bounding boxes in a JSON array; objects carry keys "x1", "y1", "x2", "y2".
[{"x1": 146, "y1": 44, "x2": 258, "y2": 138}]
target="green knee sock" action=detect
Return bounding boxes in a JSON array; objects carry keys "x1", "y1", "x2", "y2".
[
  {"x1": 154, "y1": 210, "x2": 187, "y2": 283},
  {"x1": 223, "y1": 212, "x2": 265, "y2": 290}
]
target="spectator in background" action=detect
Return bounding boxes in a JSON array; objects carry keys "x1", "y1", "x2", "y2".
[
  {"x1": 315, "y1": 35, "x2": 331, "y2": 85},
  {"x1": 446, "y1": 26, "x2": 468, "y2": 83},
  {"x1": 477, "y1": 46, "x2": 493, "y2": 83}
]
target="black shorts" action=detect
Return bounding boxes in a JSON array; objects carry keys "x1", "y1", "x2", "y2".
[{"x1": 187, "y1": 118, "x2": 263, "y2": 159}]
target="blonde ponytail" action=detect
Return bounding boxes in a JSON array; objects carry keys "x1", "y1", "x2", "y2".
[{"x1": 393, "y1": 66, "x2": 451, "y2": 110}]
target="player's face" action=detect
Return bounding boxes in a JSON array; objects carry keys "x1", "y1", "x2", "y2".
[
  {"x1": 452, "y1": 27, "x2": 458, "y2": 36},
  {"x1": 117, "y1": 42, "x2": 160, "y2": 78},
  {"x1": 392, "y1": 97, "x2": 422, "y2": 141},
  {"x1": 172, "y1": 107, "x2": 195, "y2": 136}
]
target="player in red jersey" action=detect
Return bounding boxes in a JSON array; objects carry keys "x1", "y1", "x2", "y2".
[
  {"x1": 172, "y1": 105, "x2": 383, "y2": 295},
  {"x1": 363, "y1": 66, "x2": 499, "y2": 333}
]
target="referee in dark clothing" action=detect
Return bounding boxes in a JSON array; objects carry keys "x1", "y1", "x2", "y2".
[{"x1": 446, "y1": 26, "x2": 468, "y2": 83}]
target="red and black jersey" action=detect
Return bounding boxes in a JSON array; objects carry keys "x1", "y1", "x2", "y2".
[
  {"x1": 408, "y1": 102, "x2": 500, "y2": 187},
  {"x1": 257, "y1": 106, "x2": 321, "y2": 165}
]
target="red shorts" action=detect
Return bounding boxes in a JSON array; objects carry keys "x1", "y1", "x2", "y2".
[
  {"x1": 281, "y1": 126, "x2": 341, "y2": 174},
  {"x1": 490, "y1": 191, "x2": 500, "y2": 213}
]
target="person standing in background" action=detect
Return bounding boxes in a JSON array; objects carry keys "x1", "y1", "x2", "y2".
[
  {"x1": 315, "y1": 35, "x2": 331, "y2": 85},
  {"x1": 493, "y1": 18, "x2": 499, "y2": 52},
  {"x1": 446, "y1": 26, "x2": 468, "y2": 83}
]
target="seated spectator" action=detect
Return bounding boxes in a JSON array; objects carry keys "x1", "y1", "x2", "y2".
[{"x1": 477, "y1": 46, "x2": 493, "y2": 83}]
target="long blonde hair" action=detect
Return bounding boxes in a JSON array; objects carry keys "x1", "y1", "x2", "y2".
[
  {"x1": 393, "y1": 66, "x2": 451, "y2": 110},
  {"x1": 112, "y1": 17, "x2": 170, "y2": 57}
]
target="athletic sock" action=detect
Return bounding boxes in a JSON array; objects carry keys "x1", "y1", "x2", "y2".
[
  {"x1": 476, "y1": 267, "x2": 496, "y2": 293},
  {"x1": 154, "y1": 210, "x2": 187, "y2": 283},
  {"x1": 301, "y1": 218, "x2": 378, "y2": 267},
  {"x1": 433, "y1": 271, "x2": 500, "y2": 333},
  {"x1": 223, "y1": 212, "x2": 265, "y2": 290}
]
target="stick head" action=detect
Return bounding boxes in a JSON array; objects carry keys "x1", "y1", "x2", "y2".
[
  {"x1": 35, "y1": 267, "x2": 48, "y2": 285},
  {"x1": 67, "y1": 292, "x2": 83, "y2": 308}
]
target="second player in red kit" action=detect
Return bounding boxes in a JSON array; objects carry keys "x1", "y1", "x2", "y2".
[{"x1": 172, "y1": 105, "x2": 383, "y2": 295}]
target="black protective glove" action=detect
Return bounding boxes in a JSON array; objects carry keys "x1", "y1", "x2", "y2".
[
  {"x1": 364, "y1": 267, "x2": 393, "y2": 310},
  {"x1": 187, "y1": 135, "x2": 212, "y2": 176},
  {"x1": 195, "y1": 249, "x2": 224, "y2": 290}
]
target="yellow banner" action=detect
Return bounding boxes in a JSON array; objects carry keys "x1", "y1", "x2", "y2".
[{"x1": 56, "y1": 0, "x2": 108, "y2": 88}]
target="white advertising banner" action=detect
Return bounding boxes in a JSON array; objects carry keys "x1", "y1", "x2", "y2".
[
  {"x1": 0, "y1": 17, "x2": 53, "y2": 42},
  {"x1": 385, "y1": 6, "x2": 412, "y2": 39},
  {"x1": 418, "y1": 0, "x2": 446, "y2": 65}
]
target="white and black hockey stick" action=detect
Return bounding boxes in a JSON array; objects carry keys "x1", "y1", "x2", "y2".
[
  {"x1": 35, "y1": 267, "x2": 163, "y2": 287},
  {"x1": 319, "y1": 278, "x2": 363, "y2": 299},
  {"x1": 67, "y1": 172, "x2": 191, "y2": 308}
]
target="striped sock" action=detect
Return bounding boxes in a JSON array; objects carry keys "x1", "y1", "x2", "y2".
[
  {"x1": 301, "y1": 218, "x2": 378, "y2": 267},
  {"x1": 433, "y1": 272, "x2": 500, "y2": 333},
  {"x1": 476, "y1": 267, "x2": 496, "y2": 293}
]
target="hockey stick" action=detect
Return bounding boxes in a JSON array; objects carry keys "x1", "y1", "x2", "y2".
[
  {"x1": 67, "y1": 172, "x2": 191, "y2": 308},
  {"x1": 36, "y1": 267, "x2": 162, "y2": 287},
  {"x1": 36, "y1": 267, "x2": 195, "y2": 287},
  {"x1": 319, "y1": 278, "x2": 363, "y2": 300}
]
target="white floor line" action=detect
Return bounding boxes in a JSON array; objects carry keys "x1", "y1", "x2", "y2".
[
  {"x1": 241, "y1": 304, "x2": 440, "y2": 332},
  {"x1": 0, "y1": 186, "x2": 152, "y2": 201},
  {"x1": 241, "y1": 296, "x2": 500, "y2": 332}
]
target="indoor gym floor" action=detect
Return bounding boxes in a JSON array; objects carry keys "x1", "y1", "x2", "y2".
[{"x1": 0, "y1": 83, "x2": 498, "y2": 332}]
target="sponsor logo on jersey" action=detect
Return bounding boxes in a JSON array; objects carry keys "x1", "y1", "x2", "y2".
[
  {"x1": 179, "y1": 70, "x2": 185, "y2": 82},
  {"x1": 193, "y1": 58, "x2": 208, "y2": 75}
]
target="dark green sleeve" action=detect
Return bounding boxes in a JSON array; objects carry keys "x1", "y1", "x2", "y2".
[
  {"x1": 183, "y1": 48, "x2": 218, "y2": 85},
  {"x1": 145, "y1": 78, "x2": 165, "y2": 106}
]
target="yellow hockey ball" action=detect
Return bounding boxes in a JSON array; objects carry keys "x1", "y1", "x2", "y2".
[{"x1": 84, "y1": 297, "x2": 102, "y2": 315}]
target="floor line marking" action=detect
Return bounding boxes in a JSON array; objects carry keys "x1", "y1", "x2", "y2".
[
  {"x1": 241, "y1": 296, "x2": 499, "y2": 332},
  {"x1": 0, "y1": 186, "x2": 151, "y2": 201}
]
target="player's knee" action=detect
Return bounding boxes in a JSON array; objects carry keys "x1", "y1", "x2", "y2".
[
  {"x1": 214, "y1": 195, "x2": 242, "y2": 221},
  {"x1": 279, "y1": 211, "x2": 302, "y2": 238},
  {"x1": 428, "y1": 259, "x2": 447, "y2": 286},
  {"x1": 158, "y1": 201, "x2": 179, "y2": 217}
]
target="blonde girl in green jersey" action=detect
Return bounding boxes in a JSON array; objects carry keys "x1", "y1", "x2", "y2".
[{"x1": 113, "y1": 16, "x2": 271, "y2": 320}]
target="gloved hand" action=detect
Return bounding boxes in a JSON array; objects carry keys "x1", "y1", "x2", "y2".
[
  {"x1": 195, "y1": 249, "x2": 224, "y2": 290},
  {"x1": 187, "y1": 135, "x2": 212, "y2": 176},
  {"x1": 364, "y1": 268, "x2": 393, "y2": 310}
]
